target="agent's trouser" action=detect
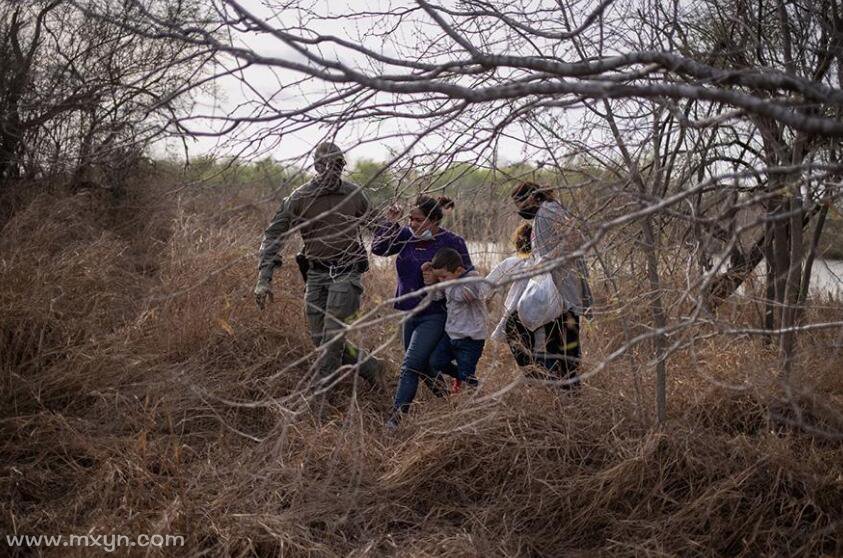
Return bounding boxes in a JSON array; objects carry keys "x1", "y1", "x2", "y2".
[
  {"x1": 504, "y1": 311, "x2": 581, "y2": 388},
  {"x1": 304, "y1": 270, "x2": 377, "y2": 385}
]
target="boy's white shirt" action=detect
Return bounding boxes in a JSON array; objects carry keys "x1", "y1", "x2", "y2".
[{"x1": 431, "y1": 270, "x2": 489, "y2": 340}]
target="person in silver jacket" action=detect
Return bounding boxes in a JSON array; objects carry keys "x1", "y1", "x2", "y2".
[{"x1": 505, "y1": 181, "x2": 592, "y2": 388}]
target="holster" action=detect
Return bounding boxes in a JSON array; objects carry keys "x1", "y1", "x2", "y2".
[{"x1": 294, "y1": 252, "x2": 310, "y2": 283}]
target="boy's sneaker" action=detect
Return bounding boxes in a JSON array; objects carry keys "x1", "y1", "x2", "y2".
[{"x1": 451, "y1": 379, "x2": 462, "y2": 394}]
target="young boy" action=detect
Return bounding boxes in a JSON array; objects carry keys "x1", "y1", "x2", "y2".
[{"x1": 425, "y1": 247, "x2": 488, "y2": 390}]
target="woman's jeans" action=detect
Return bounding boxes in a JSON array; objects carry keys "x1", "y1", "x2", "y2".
[{"x1": 393, "y1": 312, "x2": 448, "y2": 413}]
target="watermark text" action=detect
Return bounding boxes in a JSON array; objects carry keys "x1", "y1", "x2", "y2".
[{"x1": 6, "y1": 533, "x2": 185, "y2": 553}]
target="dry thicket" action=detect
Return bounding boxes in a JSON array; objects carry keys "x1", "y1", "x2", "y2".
[{"x1": 2, "y1": 170, "x2": 842, "y2": 557}]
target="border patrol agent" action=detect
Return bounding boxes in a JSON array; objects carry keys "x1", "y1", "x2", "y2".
[{"x1": 254, "y1": 143, "x2": 384, "y2": 389}]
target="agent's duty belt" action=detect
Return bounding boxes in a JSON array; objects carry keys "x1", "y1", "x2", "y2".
[{"x1": 308, "y1": 258, "x2": 369, "y2": 276}]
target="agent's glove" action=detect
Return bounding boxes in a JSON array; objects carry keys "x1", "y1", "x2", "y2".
[{"x1": 254, "y1": 279, "x2": 274, "y2": 310}]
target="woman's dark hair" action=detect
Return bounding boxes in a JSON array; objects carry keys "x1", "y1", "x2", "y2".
[
  {"x1": 510, "y1": 181, "x2": 554, "y2": 203},
  {"x1": 513, "y1": 222, "x2": 532, "y2": 255},
  {"x1": 415, "y1": 195, "x2": 454, "y2": 223},
  {"x1": 430, "y1": 247, "x2": 463, "y2": 272}
]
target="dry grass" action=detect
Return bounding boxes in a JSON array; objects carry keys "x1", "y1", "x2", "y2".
[{"x1": 2, "y1": 174, "x2": 842, "y2": 557}]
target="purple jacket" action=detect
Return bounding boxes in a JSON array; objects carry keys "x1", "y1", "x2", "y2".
[{"x1": 372, "y1": 222, "x2": 473, "y2": 315}]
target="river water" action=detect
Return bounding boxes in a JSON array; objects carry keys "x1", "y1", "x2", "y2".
[
  {"x1": 373, "y1": 239, "x2": 843, "y2": 299},
  {"x1": 805, "y1": 259, "x2": 843, "y2": 297}
]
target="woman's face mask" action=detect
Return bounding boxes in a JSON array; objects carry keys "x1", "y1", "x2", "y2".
[
  {"x1": 414, "y1": 229, "x2": 434, "y2": 241},
  {"x1": 408, "y1": 208, "x2": 436, "y2": 239}
]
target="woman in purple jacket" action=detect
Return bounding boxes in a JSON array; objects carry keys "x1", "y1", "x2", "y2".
[{"x1": 372, "y1": 195, "x2": 473, "y2": 428}]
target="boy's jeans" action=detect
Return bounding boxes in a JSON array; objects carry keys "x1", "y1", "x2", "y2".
[{"x1": 430, "y1": 334, "x2": 485, "y2": 386}]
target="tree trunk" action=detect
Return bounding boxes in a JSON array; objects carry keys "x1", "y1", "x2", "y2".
[
  {"x1": 602, "y1": 100, "x2": 669, "y2": 425},
  {"x1": 771, "y1": 196, "x2": 791, "y2": 326},
  {"x1": 796, "y1": 201, "x2": 830, "y2": 317},
  {"x1": 763, "y1": 221, "x2": 776, "y2": 343},
  {"x1": 780, "y1": 193, "x2": 804, "y2": 378},
  {"x1": 641, "y1": 215, "x2": 668, "y2": 424},
  {"x1": 706, "y1": 202, "x2": 823, "y2": 308}
]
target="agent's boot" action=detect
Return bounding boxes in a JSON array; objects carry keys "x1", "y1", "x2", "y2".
[
  {"x1": 343, "y1": 345, "x2": 388, "y2": 392},
  {"x1": 358, "y1": 356, "x2": 389, "y2": 392}
]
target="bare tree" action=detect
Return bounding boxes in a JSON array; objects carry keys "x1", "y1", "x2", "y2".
[
  {"x1": 0, "y1": 0, "x2": 213, "y2": 188},
  {"x1": 69, "y1": 0, "x2": 843, "y2": 425}
]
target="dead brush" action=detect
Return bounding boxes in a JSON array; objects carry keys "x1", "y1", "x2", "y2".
[{"x1": 1, "y1": 177, "x2": 842, "y2": 557}]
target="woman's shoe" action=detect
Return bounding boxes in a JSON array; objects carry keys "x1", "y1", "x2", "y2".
[{"x1": 385, "y1": 414, "x2": 400, "y2": 433}]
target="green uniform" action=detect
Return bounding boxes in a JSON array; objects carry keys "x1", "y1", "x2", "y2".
[{"x1": 257, "y1": 177, "x2": 380, "y2": 385}]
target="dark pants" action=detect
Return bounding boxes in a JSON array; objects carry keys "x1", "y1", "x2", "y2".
[
  {"x1": 393, "y1": 312, "x2": 449, "y2": 413},
  {"x1": 504, "y1": 311, "x2": 581, "y2": 388},
  {"x1": 430, "y1": 334, "x2": 485, "y2": 386}
]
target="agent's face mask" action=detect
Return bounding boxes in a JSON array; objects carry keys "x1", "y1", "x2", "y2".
[
  {"x1": 414, "y1": 229, "x2": 434, "y2": 241},
  {"x1": 314, "y1": 156, "x2": 345, "y2": 188}
]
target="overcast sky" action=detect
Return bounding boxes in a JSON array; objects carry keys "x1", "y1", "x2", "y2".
[
  {"x1": 150, "y1": 0, "x2": 575, "y2": 168},
  {"x1": 153, "y1": 1, "x2": 415, "y2": 164}
]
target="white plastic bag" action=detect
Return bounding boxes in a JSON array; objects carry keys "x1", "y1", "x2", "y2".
[{"x1": 516, "y1": 272, "x2": 563, "y2": 331}]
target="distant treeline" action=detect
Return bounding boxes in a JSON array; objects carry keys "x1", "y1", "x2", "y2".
[
  {"x1": 158, "y1": 156, "x2": 843, "y2": 256},
  {"x1": 162, "y1": 156, "x2": 607, "y2": 242}
]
